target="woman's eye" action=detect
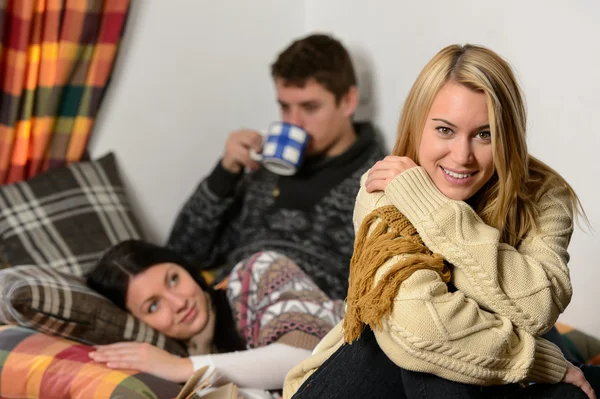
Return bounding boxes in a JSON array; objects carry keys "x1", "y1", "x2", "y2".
[
  {"x1": 169, "y1": 274, "x2": 179, "y2": 286},
  {"x1": 148, "y1": 301, "x2": 158, "y2": 314},
  {"x1": 436, "y1": 126, "x2": 453, "y2": 135},
  {"x1": 477, "y1": 131, "x2": 492, "y2": 140}
]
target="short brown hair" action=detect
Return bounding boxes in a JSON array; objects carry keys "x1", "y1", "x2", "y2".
[{"x1": 271, "y1": 34, "x2": 357, "y2": 103}]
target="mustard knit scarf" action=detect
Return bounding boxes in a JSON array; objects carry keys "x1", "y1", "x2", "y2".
[{"x1": 343, "y1": 205, "x2": 451, "y2": 343}]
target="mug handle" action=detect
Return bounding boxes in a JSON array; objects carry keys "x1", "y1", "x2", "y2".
[
  {"x1": 249, "y1": 129, "x2": 267, "y2": 161},
  {"x1": 249, "y1": 149, "x2": 262, "y2": 161}
]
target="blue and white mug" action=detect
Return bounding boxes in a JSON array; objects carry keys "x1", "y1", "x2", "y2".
[{"x1": 249, "y1": 122, "x2": 310, "y2": 176}]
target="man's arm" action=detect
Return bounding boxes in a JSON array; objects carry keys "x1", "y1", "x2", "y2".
[{"x1": 167, "y1": 161, "x2": 245, "y2": 268}]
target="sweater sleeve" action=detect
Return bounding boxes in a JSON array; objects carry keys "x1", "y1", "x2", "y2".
[
  {"x1": 191, "y1": 343, "x2": 311, "y2": 391},
  {"x1": 382, "y1": 167, "x2": 574, "y2": 336},
  {"x1": 374, "y1": 268, "x2": 566, "y2": 385},
  {"x1": 166, "y1": 161, "x2": 245, "y2": 267},
  {"x1": 353, "y1": 178, "x2": 567, "y2": 385}
]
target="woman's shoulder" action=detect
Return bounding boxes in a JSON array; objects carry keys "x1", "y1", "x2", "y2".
[
  {"x1": 522, "y1": 178, "x2": 575, "y2": 242},
  {"x1": 531, "y1": 177, "x2": 574, "y2": 211},
  {"x1": 527, "y1": 160, "x2": 575, "y2": 208}
]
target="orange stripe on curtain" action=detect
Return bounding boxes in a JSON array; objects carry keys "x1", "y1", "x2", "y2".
[{"x1": 0, "y1": 0, "x2": 130, "y2": 184}]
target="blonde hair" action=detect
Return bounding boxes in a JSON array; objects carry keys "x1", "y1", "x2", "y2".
[{"x1": 392, "y1": 44, "x2": 583, "y2": 246}]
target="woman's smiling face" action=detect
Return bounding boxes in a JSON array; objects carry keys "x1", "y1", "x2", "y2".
[
  {"x1": 126, "y1": 263, "x2": 210, "y2": 340},
  {"x1": 418, "y1": 81, "x2": 495, "y2": 201}
]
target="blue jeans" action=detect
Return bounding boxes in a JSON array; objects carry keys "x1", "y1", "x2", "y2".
[{"x1": 292, "y1": 327, "x2": 589, "y2": 399}]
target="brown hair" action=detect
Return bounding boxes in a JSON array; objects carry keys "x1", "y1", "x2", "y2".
[
  {"x1": 87, "y1": 240, "x2": 246, "y2": 353},
  {"x1": 271, "y1": 33, "x2": 357, "y2": 103}
]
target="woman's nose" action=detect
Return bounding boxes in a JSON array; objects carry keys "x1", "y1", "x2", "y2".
[
  {"x1": 451, "y1": 137, "x2": 474, "y2": 165},
  {"x1": 166, "y1": 292, "x2": 188, "y2": 312}
]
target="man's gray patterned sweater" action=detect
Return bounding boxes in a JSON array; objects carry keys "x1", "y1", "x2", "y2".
[{"x1": 167, "y1": 122, "x2": 385, "y2": 299}]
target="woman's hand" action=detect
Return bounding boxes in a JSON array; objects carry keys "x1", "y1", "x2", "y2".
[
  {"x1": 89, "y1": 342, "x2": 194, "y2": 383},
  {"x1": 563, "y1": 361, "x2": 596, "y2": 399},
  {"x1": 365, "y1": 156, "x2": 418, "y2": 193}
]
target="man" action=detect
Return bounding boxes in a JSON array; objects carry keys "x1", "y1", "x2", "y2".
[{"x1": 167, "y1": 34, "x2": 385, "y2": 300}]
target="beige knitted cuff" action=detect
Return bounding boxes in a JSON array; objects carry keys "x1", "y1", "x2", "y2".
[
  {"x1": 384, "y1": 167, "x2": 451, "y2": 225},
  {"x1": 528, "y1": 338, "x2": 568, "y2": 383}
]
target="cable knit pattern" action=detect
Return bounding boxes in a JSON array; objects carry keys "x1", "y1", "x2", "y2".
[
  {"x1": 283, "y1": 170, "x2": 574, "y2": 397},
  {"x1": 343, "y1": 205, "x2": 450, "y2": 343},
  {"x1": 383, "y1": 167, "x2": 574, "y2": 335}
]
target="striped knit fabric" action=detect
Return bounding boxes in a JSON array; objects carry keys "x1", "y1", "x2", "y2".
[{"x1": 0, "y1": 0, "x2": 130, "y2": 184}]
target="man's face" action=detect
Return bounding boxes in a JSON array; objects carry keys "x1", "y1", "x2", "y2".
[{"x1": 275, "y1": 78, "x2": 357, "y2": 157}]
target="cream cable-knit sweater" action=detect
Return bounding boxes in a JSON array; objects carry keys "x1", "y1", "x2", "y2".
[{"x1": 283, "y1": 167, "x2": 574, "y2": 397}]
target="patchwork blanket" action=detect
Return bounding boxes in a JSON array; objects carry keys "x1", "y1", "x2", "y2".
[{"x1": 0, "y1": 325, "x2": 181, "y2": 399}]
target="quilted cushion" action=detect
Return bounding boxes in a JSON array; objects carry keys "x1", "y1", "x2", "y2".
[
  {"x1": 0, "y1": 265, "x2": 188, "y2": 356},
  {"x1": 0, "y1": 325, "x2": 182, "y2": 399},
  {"x1": 0, "y1": 152, "x2": 142, "y2": 276}
]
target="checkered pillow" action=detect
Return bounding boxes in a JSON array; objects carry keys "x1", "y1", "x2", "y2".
[
  {"x1": 0, "y1": 152, "x2": 141, "y2": 277},
  {"x1": 0, "y1": 265, "x2": 188, "y2": 356},
  {"x1": 0, "y1": 325, "x2": 182, "y2": 399}
]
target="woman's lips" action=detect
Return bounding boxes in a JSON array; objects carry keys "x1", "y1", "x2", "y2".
[
  {"x1": 440, "y1": 166, "x2": 477, "y2": 185},
  {"x1": 181, "y1": 306, "x2": 197, "y2": 324}
]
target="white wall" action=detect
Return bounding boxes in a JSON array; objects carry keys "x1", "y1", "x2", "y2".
[
  {"x1": 90, "y1": 0, "x2": 600, "y2": 332},
  {"x1": 305, "y1": 0, "x2": 600, "y2": 333},
  {"x1": 89, "y1": 0, "x2": 304, "y2": 242}
]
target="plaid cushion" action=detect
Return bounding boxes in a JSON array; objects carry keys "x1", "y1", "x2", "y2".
[
  {"x1": 0, "y1": 152, "x2": 142, "y2": 276},
  {"x1": 0, "y1": 325, "x2": 181, "y2": 399},
  {"x1": 0, "y1": 265, "x2": 187, "y2": 357}
]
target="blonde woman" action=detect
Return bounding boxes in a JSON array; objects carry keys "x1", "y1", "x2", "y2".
[{"x1": 283, "y1": 44, "x2": 595, "y2": 399}]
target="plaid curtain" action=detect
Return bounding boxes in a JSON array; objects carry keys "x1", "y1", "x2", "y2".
[{"x1": 0, "y1": 0, "x2": 130, "y2": 184}]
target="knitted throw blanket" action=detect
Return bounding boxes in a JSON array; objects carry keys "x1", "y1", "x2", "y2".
[{"x1": 343, "y1": 205, "x2": 451, "y2": 343}]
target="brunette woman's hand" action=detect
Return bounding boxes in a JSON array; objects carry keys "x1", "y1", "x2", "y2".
[
  {"x1": 89, "y1": 342, "x2": 194, "y2": 383},
  {"x1": 365, "y1": 156, "x2": 418, "y2": 193},
  {"x1": 563, "y1": 361, "x2": 596, "y2": 399}
]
